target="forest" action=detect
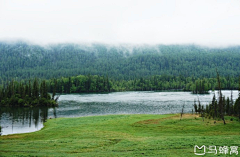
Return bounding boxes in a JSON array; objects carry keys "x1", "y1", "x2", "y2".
[
  {"x1": 1, "y1": 74, "x2": 239, "y2": 107},
  {"x1": 194, "y1": 73, "x2": 240, "y2": 122},
  {"x1": 47, "y1": 75, "x2": 239, "y2": 93},
  {"x1": 1, "y1": 41, "x2": 240, "y2": 106},
  {"x1": 0, "y1": 79, "x2": 58, "y2": 107},
  {"x1": 0, "y1": 41, "x2": 240, "y2": 82}
]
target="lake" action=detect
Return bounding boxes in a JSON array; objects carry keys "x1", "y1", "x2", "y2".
[{"x1": 0, "y1": 90, "x2": 238, "y2": 135}]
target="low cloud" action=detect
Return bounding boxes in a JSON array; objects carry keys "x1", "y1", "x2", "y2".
[{"x1": 0, "y1": 0, "x2": 240, "y2": 47}]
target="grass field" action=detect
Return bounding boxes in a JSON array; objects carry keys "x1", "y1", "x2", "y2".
[{"x1": 0, "y1": 114, "x2": 240, "y2": 157}]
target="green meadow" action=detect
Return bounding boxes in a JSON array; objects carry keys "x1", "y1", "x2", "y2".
[{"x1": 0, "y1": 114, "x2": 240, "y2": 157}]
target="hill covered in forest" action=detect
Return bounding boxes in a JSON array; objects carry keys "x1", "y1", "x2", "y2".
[{"x1": 0, "y1": 41, "x2": 240, "y2": 82}]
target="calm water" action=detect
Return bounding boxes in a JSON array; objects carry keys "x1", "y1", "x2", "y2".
[{"x1": 0, "y1": 90, "x2": 238, "y2": 135}]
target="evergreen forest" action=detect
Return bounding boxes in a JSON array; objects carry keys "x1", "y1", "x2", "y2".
[
  {"x1": 1, "y1": 41, "x2": 240, "y2": 106},
  {"x1": 0, "y1": 41, "x2": 240, "y2": 81}
]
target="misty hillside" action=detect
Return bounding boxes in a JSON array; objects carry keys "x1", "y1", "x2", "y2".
[{"x1": 0, "y1": 41, "x2": 240, "y2": 81}]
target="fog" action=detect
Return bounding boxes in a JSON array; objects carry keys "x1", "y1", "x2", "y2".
[{"x1": 1, "y1": 0, "x2": 240, "y2": 47}]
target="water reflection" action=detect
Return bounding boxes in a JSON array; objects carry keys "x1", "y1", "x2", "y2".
[
  {"x1": 0, "y1": 107, "x2": 55, "y2": 135},
  {"x1": 0, "y1": 91, "x2": 239, "y2": 135}
]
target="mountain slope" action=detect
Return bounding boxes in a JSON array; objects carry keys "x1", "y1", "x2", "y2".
[{"x1": 0, "y1": 41, "x2": 240, "y2": 81}]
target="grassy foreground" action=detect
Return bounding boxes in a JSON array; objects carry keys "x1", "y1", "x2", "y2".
[{"x1": 0, "y1": 114, "x2": 240, "y2": 157}]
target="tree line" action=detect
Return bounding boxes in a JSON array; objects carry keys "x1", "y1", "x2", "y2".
[
  {"x1": 46, "y1": 75, "x2": 239, "y2": 94},
  {"x1": 0, "y1": 79, "x2": 58, "y2": 107},
  {"x1": 194, "y1": 73, "x2": 240, "y2": 123},
  {"x1": 48, "y1": 75, "x2": 111, "y2": 93},
  {"x1": 1, "y1": 74, "x2": 239, "y2": 107}
]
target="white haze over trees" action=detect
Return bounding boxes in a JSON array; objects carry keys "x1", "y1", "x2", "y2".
[{"x1": 0, "y1": 0, "x2": 240, "y2": 47}]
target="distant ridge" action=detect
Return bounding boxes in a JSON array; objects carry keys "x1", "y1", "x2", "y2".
[{"x1": 0, "y1": 41, "x2": 240, "y2": 81}]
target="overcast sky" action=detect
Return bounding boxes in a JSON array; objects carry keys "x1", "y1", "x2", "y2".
[{"x1": 0, "y1": 0, "x2": 240, "y2": 46}]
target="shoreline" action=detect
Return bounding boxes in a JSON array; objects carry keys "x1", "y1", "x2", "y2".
[{"x1": 1, "y1": 114, "x2": 239, "y2": 156}]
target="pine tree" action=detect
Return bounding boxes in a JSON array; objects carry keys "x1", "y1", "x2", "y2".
[
  {"x1": 40, "y1": 81, "x2": 44, "y2": 99},
  {"x1": 32, "y1": 78, "x2": 39, "y2": 99},
  {"x1": 52, "y1": 79, "x2": 57, "y2": 100},
  {"x1": 226, "y1": 97, "x2": 230, "y2": 115},
  {"x1": 216, "y1": 69, "x2": 226, "y2": 124},
  {"x1": 42, "y1": 80, "x2": 48, "y2": 99},
  {"x1": 28, "y1": 80, "x2": 32, "y2": 97},
  {"x1": 230, "y1": 90, "x2": 234, "y2": 115},
  {"x1": 212, "y1": 93, "x2": 216, "y2": 119}
]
